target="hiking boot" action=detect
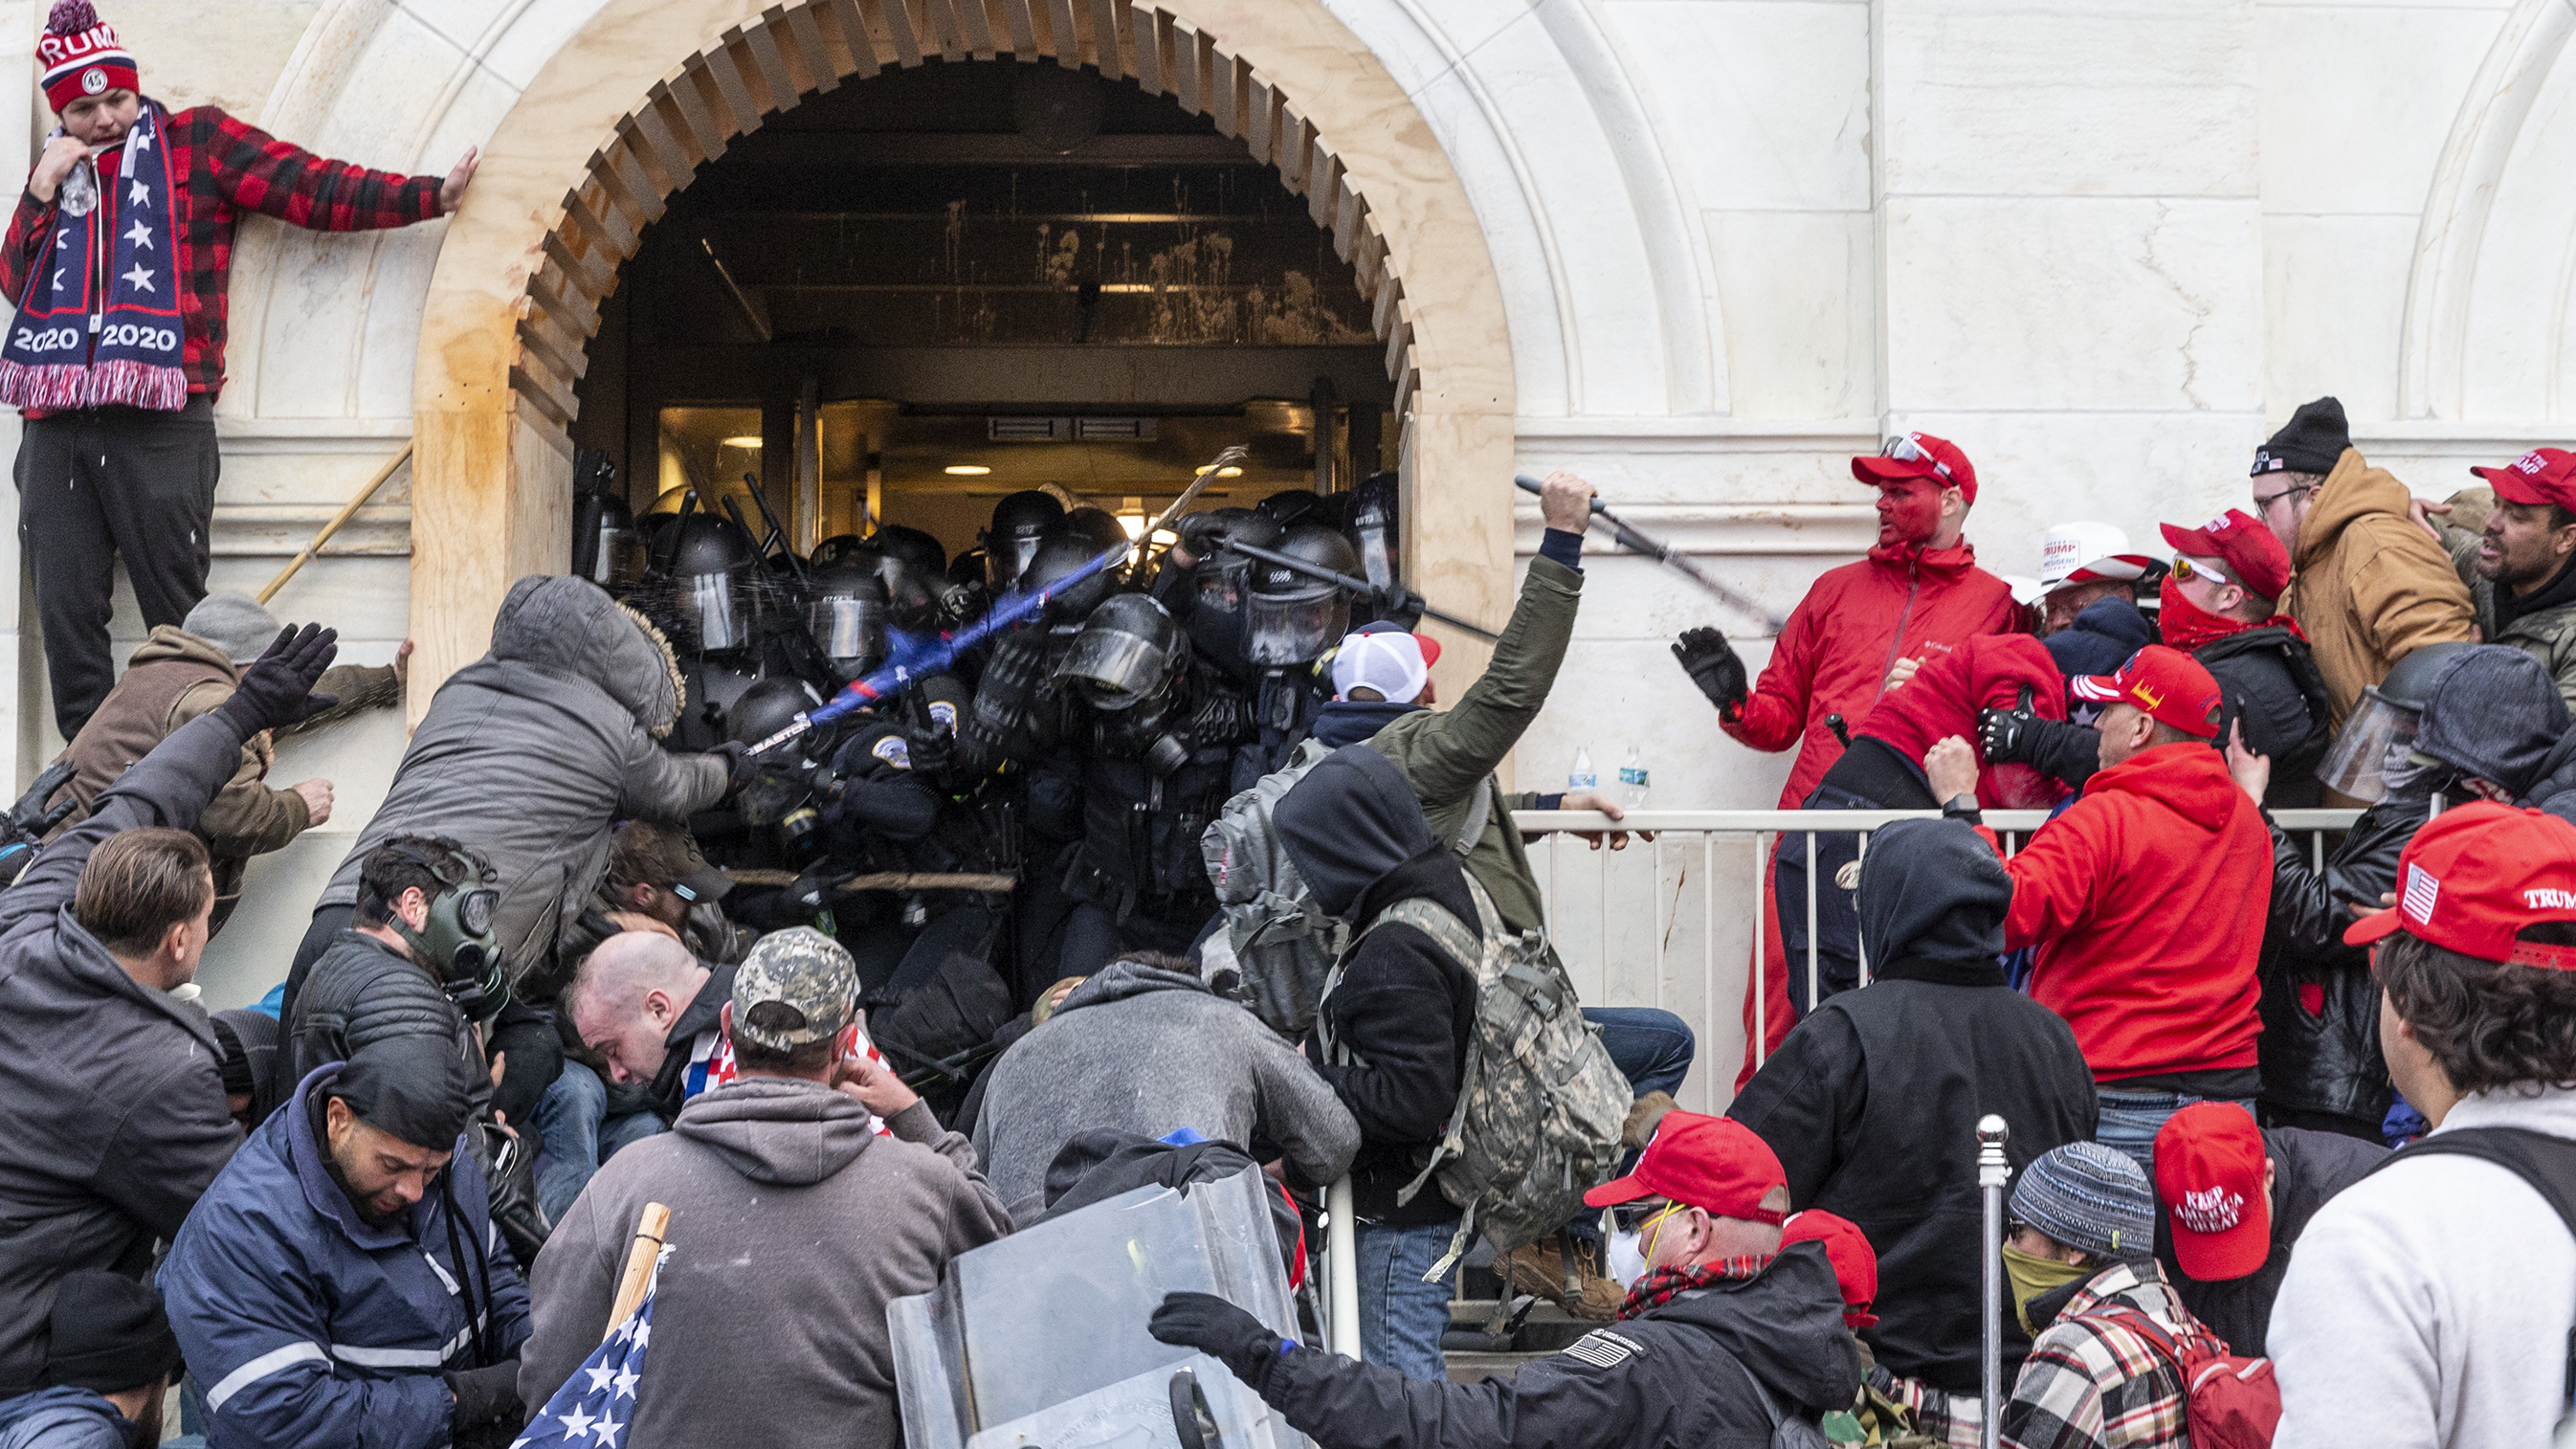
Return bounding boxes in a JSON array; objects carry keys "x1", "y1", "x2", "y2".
[
  {"x1": 1624, "y1": 1091, "x2": 1677, "y2": 1149},
  {"x1": 1501, "y1": 1235, "x2": 1576, "y2": 1305}
]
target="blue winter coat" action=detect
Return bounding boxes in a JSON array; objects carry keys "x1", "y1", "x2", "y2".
[
  {"x1": 162, "y1": 1065, "x2": 530, "y2": 1449},
  {"x1": 0, "y1": 1386, "x2": 134, "y2": 1449}
]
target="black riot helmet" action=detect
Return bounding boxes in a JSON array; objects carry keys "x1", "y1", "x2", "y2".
[
  {"x1": 983, "y1": 491, "x2": 1066, "y2": 590},
  {"x1": 664, "y1": 512, "x2": 762, "y2": 653},
  {"x1": 1259, "y1": 488, "x2": 1324, "y2": 530},
  {"x1": 1057, "y1": 592, "x2": 1186, "y2": 711},
  {"x1": 1063, "y1": 506, "x2": 1130, "y2": 555},
  {"x1": 807, "y1": 557, "x2": 889, "y2": 675},
  {"x1": 1349, "y1": 471, "x2": 1400, "y2": 591},
  {"x1": 1186, "y1": 508, "x2": 1282, "y2": 622},
  {"x1": 727, "y1": 674, "x2": 826, "y2": 747},
  {"x1": 1245, "y1": 524, "x2": 1361, "y2": 665},
  {"x1": 811, "y1": 533, "x2": 873, "y2": 571},
  {"x1": 876, "y1": 525, "x2": 950, "y2": 632},
  {"x1": 1020, "y1": 533, "x2": 1119, "y2": 625}
]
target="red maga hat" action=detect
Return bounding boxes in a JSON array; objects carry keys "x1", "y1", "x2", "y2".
[
  {"x1": 1781, "y1": 1210, "x2": 1879, "y2": 1328},
  {"x1": 2153, "y1": 1103, "x2": 2271, "y2": 1282},
  {"x1": 2160, "y1": 510, "x2": 2292, "y2": 604},
  {"x1": 2472, "y1": 448, "x2": 2576, "y2": 514},
  {"x1": 2344, "y1": 801, "x2": 2576, "y2": 969},
  {"x1": 1854, "y1": 432, "x2": 1978, "y2": 506},
  {"x1": 1583, "y1": 1111, "x2": 1787, "y2": 1223},
  {"x1": 2069, "y1": 645, "x2": 2225, "y2": 740}
]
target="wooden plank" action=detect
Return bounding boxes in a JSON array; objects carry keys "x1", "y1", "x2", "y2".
[
  {"x1": 1046, "y1": 0, "x2": 1077, "y2": 66},
  {"x1": 1391, "y1": 360, "x2": 1417, "y2": 417},
  {"x1": 1382, "y1": 309, "x2": 1412, "y2": 382},
  {"x1": 1351, "y1": 218, "x2": 1387, "y2": 298},
  {"x1": 1196, "y1": 30, "x2": 1226, "y2": 125},
  {"x1": 1244, "y1": 72, "x2": 1276, "y2": 165},
  {"x1": 654, "y1": 77, "x2": 728, "y2": 164},
  {"x1": 778, "y1": 4, "x2": 841, "y2": 92},
  {"x1": 1168, "y1": 19, "x2": 1199, "y2": 112},
  {"x1": 740, "y1": 20, "x2": 801, "y2": 113},
  {"x1": 922, "y1": 0, "x2": 966, "y2": 59},
  {"x1": 1152, "y1": 11, "x2": 1177, "y2": 95},
  {"x1": 1127, "y1": 0, "x2": 1158, "y2": 93},
  {"x1": 1305, "y1": 137, "x2": 1342, "y2": 228},
  {"x1": 1371, "y1": 272, "x2": 1403, "y2": 339},
  {"x1": 951, "y1": 0, "x2": 996, "y2": 56},
  {"x1": 511, "y1": 362, "x2": 576, "y2": 429},
  {"x1": 527, "y1": 255, "x2": 602, "y2": 335},
  {"x1": 700, "y1": 43, "x2": 766, "y2": 133},
  {"x1": 818, "y1": 0, "x2": 879, "y2": 78},
  {"x1": 595, "y1": 143, "x2": 667, "y2": 226},
  {"x1": 1092, "y1": 0, "x2": 1122, "y2": 78},
  {"x1": 1275, "y1": 103, "x2": 1313, "y2": 192},
  {"x1": 517, "y1": 311, "x2": 589, "y2": 386},
  {"x1": 868, "y1": 0, "x2": 925, "y2": 68},
  {"x1": 1218, "y1": 51, "x2": 1251, "y2": 139},
  {"x1": 999, "y1": 0, "x2": 1036, "y2": 57},
  {"x1": 1333, "y1": 188, "x2": 1362, "y2": 263},
  {"x1": 559, "y1": 188, "x2": 634, "y2": 266},
  {"x1": 542, "y1": 227, "x2": 614, "y2": 299}
]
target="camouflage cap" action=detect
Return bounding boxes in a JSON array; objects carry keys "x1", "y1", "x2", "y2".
[{"x1": 729, "y1": 926, "x2": 858, "y2": 1052}]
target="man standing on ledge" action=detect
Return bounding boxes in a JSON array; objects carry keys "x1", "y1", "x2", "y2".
[
  {"x1": 1670, "y1": 433, "x2": 2018, "y2": 1080},
  {"x1": 0, "y1": 0, "x2": 477, "y2": 740}
]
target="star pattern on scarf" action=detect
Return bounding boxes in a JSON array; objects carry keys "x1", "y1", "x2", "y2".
[
  {"x1": 123, "y1": 218, "x2": 151, "y2": 251},
  {"x1": 121, "y1": 263, "x2": 153, "y2": 294},
  {"x1": 54, "y1": 230, "x2": 71, "y2": 251},
  {"x1": 127, "y1": 177, "x2": 148, "y2": 208}
]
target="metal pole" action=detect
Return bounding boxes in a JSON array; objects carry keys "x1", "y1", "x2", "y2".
[
  {"x1": 1978, "y1": 1115, "x2": 2011, "y2": 1449},
  {"x1": 1326, "y1": 1176, "x2": 1361, "y2": 1358}
]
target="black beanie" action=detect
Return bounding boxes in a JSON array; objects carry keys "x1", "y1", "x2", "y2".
[
  {"x1": 2253, "y1": 395, "x2": 2350, "y2": 478},
  {"x1": 328, "y1": 1034, "x2": 475, "y2": 1151},
  {"x1": 42, "y1": 1271, "x2": 181, "y2": 1395}
]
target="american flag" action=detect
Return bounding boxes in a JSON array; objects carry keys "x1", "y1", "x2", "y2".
[{"x1": 510, "y1": 1246, "x2": 666, "y2": 1449}]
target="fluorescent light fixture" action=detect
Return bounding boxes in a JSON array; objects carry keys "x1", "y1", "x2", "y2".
[
  {"x1": 1192, "y1": 464, "x2": 1245, "y2": 478},
  {"x1": 721, "y1": 435, "x2": 763, "y2": 448},
  {"x1": 944, "y1": 464, "x2": 993, "y2": 477}
]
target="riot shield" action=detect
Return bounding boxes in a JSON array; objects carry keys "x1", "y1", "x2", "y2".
[{"x1": 889, "y1": 1165, "x2": 1310, "y2": 1449}]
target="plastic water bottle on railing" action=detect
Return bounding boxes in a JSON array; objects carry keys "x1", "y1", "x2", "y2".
[
  {"x1": 1568, "y1": 746, "x2": 1597, "y2": 796},
  {"x1": 1619, "y1": 746, "x2": 1650, "y2": 809}
]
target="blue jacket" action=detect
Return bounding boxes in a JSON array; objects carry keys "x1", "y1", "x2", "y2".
[
  {"x1": 163, "y1": 1066, "x2": 530, "y2": 1449},
  {"x1": 0, "y1": 1387, "x2": 133, "y2": 1449},
  {"x1": 2044, "y1": 595, "x2": 2155, "y2": 683}
]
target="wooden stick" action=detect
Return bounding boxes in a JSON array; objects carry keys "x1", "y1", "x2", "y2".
[
  {"x1": 255, "y1": 442, "x2": 414, "y2": 606},
  {"x1": 603, "y1": 1202, "x2": 672, "y2": 1343}
]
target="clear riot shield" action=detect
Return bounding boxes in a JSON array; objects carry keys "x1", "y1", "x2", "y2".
[{"x1": 889, "y1": 1165, "x2": 1311, "y2": 1449}]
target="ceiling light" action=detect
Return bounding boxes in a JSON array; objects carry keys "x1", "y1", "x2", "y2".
[
  {"x1": 721, "y1": 435, "x2": 763, "y2": 448},
  {"x1": 1118, "y1": 513, "x2": 1147, "y2": 540},
  {"x1": 1192, "y1": 464, "x2": 1246, "y2": 478},
  {"x1": 944, "y1": 464, "x2": 992, "y2": 477}
]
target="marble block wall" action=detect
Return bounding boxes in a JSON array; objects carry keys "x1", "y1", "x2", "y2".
[{"x1": 0, "y1": 0, "x2": 2569, "y2": 1035}]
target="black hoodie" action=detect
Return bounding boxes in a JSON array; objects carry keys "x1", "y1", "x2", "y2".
[
  {"x1": 1278, "y1": 746, "x2": 1479, "y2": 1225},
  {"x1": 1255, "y1": 1240, "x2": 1863, "y2": 1449},
  {"x1": 1730, "y1": 819, "x2": 2098, "y2": 1392}
]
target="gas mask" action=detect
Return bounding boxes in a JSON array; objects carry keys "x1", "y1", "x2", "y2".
[{"x1": 385, "y1": 844, "x2": 507, "y2": 1022}]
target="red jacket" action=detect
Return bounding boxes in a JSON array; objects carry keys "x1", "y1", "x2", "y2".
[
  {"x1": 0, "y1": 103, "x2": 439, "y2": 403},
  {"x1": 1725, "y1": 541, "x2": 2020, "y2": 807},
  {"x1": 2002, "y1": 742, "x2": 2270, "y2": 1081},
  {"x1": 1857, "y1": 634, "x2": 2069, "y2": 810}
]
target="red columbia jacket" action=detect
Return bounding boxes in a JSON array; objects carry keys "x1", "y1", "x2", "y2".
[
  {"x1": 1856, "y1": 634, "x2": 2069, "y2": 810},
  {"x1": 2002, "y1": 741, "x2": 2271, "y2": 1081},
  {"x1": 1725, "y1": 541, "x2": 2019, "y2": 807}
]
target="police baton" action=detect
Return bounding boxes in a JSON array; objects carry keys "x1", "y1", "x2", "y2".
[
  {"x1": 1515, "y1": 475, "x2": 1787, "y2": 633},
  {"x1": 1217, "y1": 537, "x2": 1500, "y2": 641}
]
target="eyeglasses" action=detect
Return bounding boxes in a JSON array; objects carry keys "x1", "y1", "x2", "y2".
[
  {"x1": 1879, "y1": 434, "x2": 1957, "y2": 487},
  {"x1": 2253, "y1": 481, "x2": 2316, "y2": 512},
  {"x1": 1610, "y1": 1199, "x2": 1686, "y2": 1236},
  {"x1": 2170, "y1": 555, "x2": 2231, "y2": 587}
]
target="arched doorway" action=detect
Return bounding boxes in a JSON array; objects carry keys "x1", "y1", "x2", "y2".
[{"x1": 410, "y1": 0, "x2": 1515, "y2": 706}]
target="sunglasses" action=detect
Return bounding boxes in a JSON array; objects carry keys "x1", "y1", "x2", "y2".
[
  {"x1": 2170, "y1": 555, "x2": 2232, "y2": 587},
  {"x1": 2253, "y1": 481, "x2": 2316, "y2": 512},
  {"x1": 1610, "y1": 1199, "x2": 1687, "y2": 1236},
  {"x1": 1879, "y1": 434, "x2": 1957, "y2": 487}
]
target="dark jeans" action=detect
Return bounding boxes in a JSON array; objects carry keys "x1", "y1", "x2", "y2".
[
  {"x1": 15, "y1": 395, "x2": 219, "y2": 738},
  {"x1": 1585, "y1": 1007, "x2": 1695, "y2": 1100}
]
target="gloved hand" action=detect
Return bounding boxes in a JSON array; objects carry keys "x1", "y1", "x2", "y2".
[
  {"x1": 710, "y1": 740, "x2": 763, "y2": 795},
  {"x1": 214, "y1": 624, "x2": 340, "y2": 736},
  {"x1": 1671, "y1": 627, "x2": 1747, "y2": 715},
  {"x1": 1148, "y1": 1291, "x2": 1287, "y2": 1388},
  {"x1": 1367, "y1": 583, "x2": 1424, "y2": 631},
  {"x1": 446, "y1": 1360, "x2": 523, "y2": 1435},
  {"x1": 1175, "y1": 511, "x2": 1232, "y2": 564},
  {"x1": 904, "y1": 721, "x2": 955, "y2": 780},
  {"x1": 1977, "y1": 686, "x2": 2043, "y2": 766}
]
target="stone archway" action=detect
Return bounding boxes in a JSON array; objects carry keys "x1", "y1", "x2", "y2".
[{"x1": 410, "y1": 0, "x2": 1516, "y2": 706}]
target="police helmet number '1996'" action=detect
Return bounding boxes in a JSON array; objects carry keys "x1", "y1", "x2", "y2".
[{"x1": 79, "y1": 67, "x2": 106, "y2": 95}]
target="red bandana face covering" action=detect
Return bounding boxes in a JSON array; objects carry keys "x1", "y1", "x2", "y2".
[
  {"x1": 2156, "y1": 576, "x2": 2247, "y2": 653},
  {"x1": 1616, "y1": 1256, "x2": 1773, "y2": 1320},
  {"x1": 1874, "y1": 480, "x2": 1948, "y2": 548}
]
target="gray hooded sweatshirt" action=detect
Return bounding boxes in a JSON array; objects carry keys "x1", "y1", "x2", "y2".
[
  {"x1": 972, "y1": 958, "x2": 1360, "y2": 1219},
  {"x1": 517, "y1": 1080, "x2": 1010, "y2": 1448},
  {"x1": 318, "y1": 576, "x2": 726, "y2": 991}
]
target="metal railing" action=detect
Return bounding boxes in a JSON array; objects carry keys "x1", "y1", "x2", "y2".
[{"x1": 1516, "y1": 807, "x2": 2362, "y2": 1110}]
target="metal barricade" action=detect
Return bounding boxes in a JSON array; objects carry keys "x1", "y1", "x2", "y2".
[{"x1": 1514, "y1": 807, "x2": 2362, "y2": 1109}]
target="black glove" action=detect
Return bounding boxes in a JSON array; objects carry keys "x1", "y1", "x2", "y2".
[
  {"x1": 1148, "y1": 1291, "x2": 1285, "y2": 1387},
  {"x1": 1671, "y1": 627, "x2": 1748, "y2": 714},
  {"x1": 1977, "y1": 687, "x2": 2043, "y2": 766},
  {"x1": 710, "y1": 741, "x2": 762, "y2": 795},
  {"x1": 1176, "y1": 511, "x2": 1231, "y2": 562},
  {"x1": 904, "y1": 721, "x2": 956, "y2": 780},
  {"x1": 1367, "y1": 583, "x2": 1425, "y2": 631},
  {"x1": 214, "y1": 624, "x2": 340, "y2": 735},
  {"x1": 446, "y1": 1360, "x2": 523, "y2": 1435}
]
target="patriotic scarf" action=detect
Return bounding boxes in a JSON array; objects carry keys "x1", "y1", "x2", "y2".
[{"x1": 0, "y1": 100, "x2": 184, "y2": 411}]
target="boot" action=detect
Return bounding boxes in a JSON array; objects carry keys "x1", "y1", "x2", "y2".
[
  {"x1": 1624, "y1": 1091, "x2": 1678, "y2": 1149},
  {"x1": 1502, "y1": 1234, "x2": 1576, "y2": 1306},
  {"x1": 1564, "y1": 1237, "x2": 1625, "y2": 1321}
]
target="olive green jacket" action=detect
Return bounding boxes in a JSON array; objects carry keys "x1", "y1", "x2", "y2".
[
  {"x1": 1364, "y1": 556, "x2": 1584, "y2": 939},
  {"x1": 2442, "y1": 500, "x2": 2576, "y2": 712}
]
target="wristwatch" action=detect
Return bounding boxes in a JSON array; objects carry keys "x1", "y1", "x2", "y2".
[{"x1": 1941, "y1": 793, "x2": 1982, "y2": 821}]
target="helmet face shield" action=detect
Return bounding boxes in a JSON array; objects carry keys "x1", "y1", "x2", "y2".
[
  {"x1": 808, "y1": 595, "x2": 886, "y2": 672},
  {"x1": 1245, "y1": 588, "x2": 1348, "y2": 666},
  {"x1": 992, "y1": 533, "x2": 1048, "y2": 591},
  {"x1": 1058, "y1": 629, "x2": 1171, "y2": 709},
  {"x1": 2316, "y1": 684, "x2": 2422, "y2": 803},
  {"x1": 680, "y1": 567, "x2": 754, "y2": 652},
  {"x1": 1196, "y1": 557, "x2": 1253, "y2": 620}
]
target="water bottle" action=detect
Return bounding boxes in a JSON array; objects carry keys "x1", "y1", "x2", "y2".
[
  {"x1": 1568, "y1": 747, "x2": 1597, "y2": 795},
  {"x1": 57, "y1": 156, "x2": 96, "y2": 218},
  {"x1": 1619, "y1": 746, "x2": 1651, "y2": 809}
]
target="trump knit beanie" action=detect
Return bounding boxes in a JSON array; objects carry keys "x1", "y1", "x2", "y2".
[
  {"x1": 2252, "y1": 396, "x2": 2351, "y2": 478},
  {"x1": 2010, "y1": 1142, "x2": 2156, "y2": 1260},
  {"x1": 37, "y1": 1, "x2": 137, "y2": 113}
]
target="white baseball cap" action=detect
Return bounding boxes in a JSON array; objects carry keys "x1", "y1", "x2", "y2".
[
  {"x1": 2038, "y1": 522, "x2": 2156, "y2": 591},
  {"x1": 1331, "y1": 630, "x2": 1431, "y2": 703}
]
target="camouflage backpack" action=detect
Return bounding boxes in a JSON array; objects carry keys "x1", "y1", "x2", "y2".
[
  {"x1": 1200, "y1": 738, "x2": 1339, "y2": 1037},
  {"x1": 1323, "y1": 803, "x2": 1632, "y2": 1276}
]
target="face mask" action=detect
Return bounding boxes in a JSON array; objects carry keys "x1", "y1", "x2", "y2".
[
  {"x1": 2004, "y1": 1243, "x2": 2093, "y2": 1334},
  {"x1": 1604, "y1": 1222, "x2": 1647, "y2": 1287},
  {"x1": 2157, "y1": 575, "x2": 2245, "y2": 653}
]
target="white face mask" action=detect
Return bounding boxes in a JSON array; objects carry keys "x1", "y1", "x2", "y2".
[{"x1": 1604, "y1": 1215, "x2": 1647, "y2": 1287}]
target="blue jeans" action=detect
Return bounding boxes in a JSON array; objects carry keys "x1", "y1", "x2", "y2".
[
  {"x1": 1357, "y1": 1220, "x2": 1455, "y2": 1381},
  {"x1": 1584, "y1": 1007, "x2": 1696, "y2": 1100},
  {"x1": 535, "y1": 1062, "x2": 667, "y2": 1222},
  {"x1": 2094, "y1": 1089, "x2": 2256, "y2": 1182}
]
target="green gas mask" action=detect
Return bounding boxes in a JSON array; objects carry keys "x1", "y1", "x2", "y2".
[{"x1": 384, "y1": 842, "x2": 507, "y2": 1022}]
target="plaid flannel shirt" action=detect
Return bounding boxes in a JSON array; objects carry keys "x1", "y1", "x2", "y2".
[
  {"x1": 0, "y1": 102, "x2": 439, "y2": 405},
  {"x1": 1997, "y1": 1260, "x2": 2218, "y2": 1449}
]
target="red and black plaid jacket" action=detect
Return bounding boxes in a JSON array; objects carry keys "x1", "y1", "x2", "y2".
[{"x1": 0, "y1": 102, "x2": 440, "y2": 405}]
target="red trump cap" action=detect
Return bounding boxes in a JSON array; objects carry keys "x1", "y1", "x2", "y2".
[
  {"x1": 2069, "y1": 645, "x2": 2225, "y2": 740},
  {"x1": 2472, "y1": 448, "x2": 2576, "y2": 514},
  {"x1": 2153, "y1": 1103, "x2": 2271, "y2": 1282},
  {"x1": 1583, "y1": 1111, "x2": 1788, "y2": 1224},
  {"x1": 2343, "y1": 801, "x2": 2576, "y2": 970}
]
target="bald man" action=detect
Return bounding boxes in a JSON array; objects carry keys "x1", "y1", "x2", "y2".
[{"x1": 531, "y1": 931, "x2": 729, "y2": 1220}]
